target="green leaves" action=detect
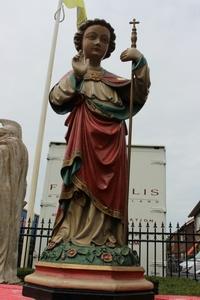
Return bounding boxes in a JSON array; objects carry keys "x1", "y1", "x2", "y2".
[
  {"x1": 121, "y1": 246, "x2": 130, "y2": 256},
  {"x1": 40, "y1": 241, "x2": 139, "y2": 266},
  {"x1": 77, "y1": 248, "x2": 89, "y2": 255}
]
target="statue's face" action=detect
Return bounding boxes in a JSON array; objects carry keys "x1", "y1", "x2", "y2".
[{"x1": 82, "y1": 25, "x2": 110, "y2": 63}]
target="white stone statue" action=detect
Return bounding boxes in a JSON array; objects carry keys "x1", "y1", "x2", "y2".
[{"x1": 0, "y1": 119, "x2": 28, "y2": 283}]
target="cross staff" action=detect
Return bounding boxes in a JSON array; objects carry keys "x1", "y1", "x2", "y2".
[
  {"x1": 124, "y1": 18, "x2": 140, "y2": 244},
  {"x1": 130, "y1": 18, "x2": 140, "y2": 47}
]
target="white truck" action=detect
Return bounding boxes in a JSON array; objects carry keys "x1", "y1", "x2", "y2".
[
  {"x1": 128, "y1": 145, "x2": 166, "y2": 276},
  {"x1": 36, "y1": 142, "x2": 166, "y2": 275}
]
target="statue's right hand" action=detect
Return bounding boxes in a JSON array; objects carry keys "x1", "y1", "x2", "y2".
[{"x1": 72, "y1": 51, "x2": 89, "y2": 78}]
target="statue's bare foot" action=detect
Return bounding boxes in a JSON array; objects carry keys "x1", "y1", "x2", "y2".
[
  {"x1": 47, "y1": 241, "x2": 57, "y2": 250},
  {"x1": 108, "y1": 235, "x2": 117, "y2": 244},
  {"x1": 106, "y1": 235, "x2": 117, "y2": 247}
]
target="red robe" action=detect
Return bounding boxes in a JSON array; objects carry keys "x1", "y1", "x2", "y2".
[{"x1": 50, "y1": 69, "x2": 145, "y2": 221}]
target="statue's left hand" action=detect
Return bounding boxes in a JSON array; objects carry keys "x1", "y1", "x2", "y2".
[{"x1": 120, "y1": 48, "x2": 142, "y2": 62}]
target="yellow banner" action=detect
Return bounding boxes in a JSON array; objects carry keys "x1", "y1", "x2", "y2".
[
  {"x1": 63, "y1": 0, "x2": 87, "y2": 27},
  {"x1": 63, "y1": 0, "x2": 85, "y2": 8}
]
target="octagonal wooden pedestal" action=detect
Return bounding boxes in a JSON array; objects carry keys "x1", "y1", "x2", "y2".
[{"x1": 23, "y1": 262, "x2": 154, "y2": 300}]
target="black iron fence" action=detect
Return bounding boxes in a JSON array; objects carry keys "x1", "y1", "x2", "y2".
[{"x1": 18, "y1": 219, "x2": 200, "y2": 280}]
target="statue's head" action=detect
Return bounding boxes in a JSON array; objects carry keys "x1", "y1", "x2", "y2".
[
  {"x1": 0, "y1": 119, "x2": 22, "y2": 139},
  {"x1": 74, "y1": 19, "x2": 116, "y2": 59}
]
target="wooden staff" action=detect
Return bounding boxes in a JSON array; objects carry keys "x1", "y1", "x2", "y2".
[{"x1": 124, "y1": 18, "x2": 140, "y2": 244}]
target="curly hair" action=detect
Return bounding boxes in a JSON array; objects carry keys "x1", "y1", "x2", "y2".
[{"x1": 74, "y1": 19, "x2": 116, "y2": 59}]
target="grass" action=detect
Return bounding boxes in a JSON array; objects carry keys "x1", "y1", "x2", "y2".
[
  {"x1": 17, "y1": 268, "x2": 34, "y2": 281},
  {"x1": 147, "y1": 276, "x2": 200, "y2": 295}
]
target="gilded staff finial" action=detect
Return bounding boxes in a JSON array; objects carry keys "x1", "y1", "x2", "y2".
[{"x1": 129, "y1": 18, "x2": 140, "y2": 48}]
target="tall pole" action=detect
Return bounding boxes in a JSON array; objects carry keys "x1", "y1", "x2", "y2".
[
  {"x1": 20, "y1": 0, "x2": 64, "y2": 267},
  {"x1": 124, "y1": 18, "x2": 140, "y2": 244}
]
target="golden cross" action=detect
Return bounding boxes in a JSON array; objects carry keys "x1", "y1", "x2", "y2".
[{"x1": 129, "y1": 18, "x2": 140, "y2": 48}]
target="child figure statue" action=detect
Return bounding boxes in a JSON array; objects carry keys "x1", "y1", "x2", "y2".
[{"x1": 46, "y1": 19, "x2": 150, "y2": 264}]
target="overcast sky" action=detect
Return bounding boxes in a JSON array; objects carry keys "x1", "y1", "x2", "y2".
[{"x1": 1, "y1": 0, "x2": 200, "y2": 227}]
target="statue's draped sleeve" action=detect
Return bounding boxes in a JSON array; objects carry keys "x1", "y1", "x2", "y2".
[{"x1": 49, "y1": 57, "x2": 150, "y2": 118}]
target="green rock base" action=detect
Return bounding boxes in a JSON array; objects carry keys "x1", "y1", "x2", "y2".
[{"x1": 40, "y1": 241, "x2": 139, "y2": 266}]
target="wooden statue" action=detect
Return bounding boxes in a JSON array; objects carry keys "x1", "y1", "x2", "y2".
[
  {"x1": 0, "y1": 119, "x2": 28, "y2": 283},
  {"x1": 45, "y1": 18, "x2": 150, "y2": 264}
]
